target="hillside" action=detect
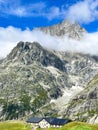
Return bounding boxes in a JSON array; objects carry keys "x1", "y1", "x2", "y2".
[{"x1": 65, "y1": 74, "x2": 98, "y2": 123}]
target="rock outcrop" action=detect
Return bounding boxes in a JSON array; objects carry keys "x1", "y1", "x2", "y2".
[{"x1": 64, "y1": 74, "x2": 98, "y2": 124}]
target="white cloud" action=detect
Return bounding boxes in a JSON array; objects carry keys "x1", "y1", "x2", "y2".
[
  {"x1": 12, "y1": 7, "x2": 26, "y2": 17},
  {"x1": 12, "y1": 2, "x2": 47, "y2": 17},
  {"x1": 65, "y1": 0, "x2": 98, "y2": 24},
  {"x1": 44, "y1": 7, "x2": 61, "y2": 20},
  {"x1": 0, "y1": 26, "x2": 98, "y2": 58},
  {"x1": 0, "y1": 0, "x2": 98, "y2": 24},
  {"x1": 0, "y1": 0, "x2": 47, "y2": 17},
  {"x1": 0, "y1": 0, "x2": 62, "y2": 19}
]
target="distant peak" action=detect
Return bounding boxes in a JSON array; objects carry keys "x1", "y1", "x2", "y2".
[{"x1": 39, "y1": 20, "x2": 86, "y2": 40}]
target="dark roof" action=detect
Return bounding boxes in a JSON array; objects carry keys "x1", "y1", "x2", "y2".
[
  {"x1": 45, "y1": 118, "x2": 70, "y2": 125},
  {"x1": 27, "y1": 117, "x2": 71, "y2": 125},
  {"x1": 27, "y1": 117, "x2": 43, "y2": 123}
]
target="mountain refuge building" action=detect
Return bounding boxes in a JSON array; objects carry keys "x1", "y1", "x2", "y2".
[{"x1": 27, "y1": 117, "x2": 71, "y2": 128}]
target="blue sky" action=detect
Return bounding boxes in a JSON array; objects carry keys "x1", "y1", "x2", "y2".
[{"x1": 0, "y1": 0, "x2": 98, "y2": 32}]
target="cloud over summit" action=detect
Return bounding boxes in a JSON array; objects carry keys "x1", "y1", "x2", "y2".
[{"x1": 0, "y1": 26, "x2": 98, "y2": 58}]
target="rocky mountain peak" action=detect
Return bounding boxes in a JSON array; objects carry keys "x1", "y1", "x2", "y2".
[
  {"x1": 14, "y1": 41, "x2": 43, "y2": 51},
  {"x1": 6, "y1": 41, "x2": 66, "y2": 71},
  {"x1": 7, "y1": 41, "x2": 43, "y2": 60},
  {"x1": 39, "y1": 20, "x2": 86, "y2": 40}
]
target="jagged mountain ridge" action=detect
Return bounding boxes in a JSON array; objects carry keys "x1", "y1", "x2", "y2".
[
  {"x1": 39, "y1": 20, "x2": 86, "y2": 40},
  {"x1": 0, "y1": 41, "x2": 98, "y2": 120},
  {"x1": 7, "y1": 41, "x2": 66, "y2": 71}
]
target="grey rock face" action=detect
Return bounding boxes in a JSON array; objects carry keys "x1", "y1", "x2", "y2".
[
  {"x1": 64, "y1": 74, "x2": 98, "y2": 123},
  {"x1": 39, "y1": 20, "x2": 86, "y2": 40},
  {"x1": 7, "y1": 41, "x2": 66, "y2": 71},
  {"x1": 0, "y1": 41, "x2": 98, "y2": 120}
]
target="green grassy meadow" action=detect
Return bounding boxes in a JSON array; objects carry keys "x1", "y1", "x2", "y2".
[
  {"x1": 0, "y1": 121, "x2": 98, "y2": 130},
  {"x1": 0, "y1": 121, "x2": 31, "y2": 130},
  {"x1": 47, "y1": 122, "x2": 98, "y2": 130}
]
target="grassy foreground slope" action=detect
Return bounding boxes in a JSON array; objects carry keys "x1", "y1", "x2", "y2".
[
  {"x1": 47, "y1": 122, "x2": 98, "y2": 130},
  {"x1": 0, "y1": 121, "x2": 98, "y2": 130},
  {"x1": 0, "y1": 121, "x2": 31, "y2": 130}
]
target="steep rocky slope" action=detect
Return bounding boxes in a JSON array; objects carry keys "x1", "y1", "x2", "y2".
[
  {"x1": 65, "y1": 74, "x2": 98, "y2": 124},
  {"x1": 0, "y1": 41, "x2": 98, "y2": 120}
]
